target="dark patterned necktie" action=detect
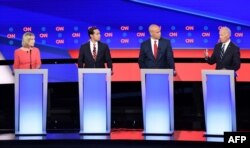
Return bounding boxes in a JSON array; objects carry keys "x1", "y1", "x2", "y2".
[
  {"x1": 220, "y1": 44, "x2": 225, "y2": 60},
  {"x1": 93, "y1": 43, "x2": 97, "y2": 60}
]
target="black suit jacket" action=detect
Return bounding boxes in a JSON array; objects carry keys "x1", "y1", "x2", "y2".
[
  {"x1": 138, "y1": 38, "x2": 175, "y2": 69},
  {"x1": 206, "y1": 41, "x2": 240, "y2": 71},
  {"x1": 78, "y1": 41, "x2": 112, "y2": 70}
]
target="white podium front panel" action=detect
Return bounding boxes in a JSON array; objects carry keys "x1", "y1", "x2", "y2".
[
  {"x1": 141, "y1": 69, "x2": 174, "y2": 135},
  {"x1": 15, "y1": 69, "x2": 48, "y2": 135},
  {"x1": 202, "y1": 70, "x2": 236, "y2": 136},
  {"x1": 78, "y1": 68, "x2": 111, "y2": 134}
]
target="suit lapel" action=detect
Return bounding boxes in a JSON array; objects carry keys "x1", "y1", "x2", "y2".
[
  {"x1": 87, "y1": 42, "x2": 95, "y2": 61},
  {"x1": 156, "y1": 38, "x2": 163, "y2": 60},
  {"x1": 96, "y1": 42, "x2": 101, "y2": 61},
  {"x1": 221, "y1": 42, "x2": 232, "y2": 61},
  {"x1": 148, "y1": 40, "x2": 155, "y2": 60}
]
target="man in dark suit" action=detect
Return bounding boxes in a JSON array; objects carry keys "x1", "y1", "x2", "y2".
[
  {"x1": 204, "y1": 26, "x2": 241, "y2": 72},
  {"x1": 78, "y1": 27, "x2": 113, "y2": 72},
  {"x1": 204, "y1": 26, "x2": 241, "y2": 122},
  {"x1": 138, "y1": 24, "x2": 175, "y2": 74}
]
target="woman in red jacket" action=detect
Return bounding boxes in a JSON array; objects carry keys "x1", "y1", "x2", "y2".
[{"x1": 13, "y1": 32, "x2": 41, "y2": 69}]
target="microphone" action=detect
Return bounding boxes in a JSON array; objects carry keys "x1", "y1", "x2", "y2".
[{"x1": 29, "y1": 48, "x2": 32, "y2": 69}]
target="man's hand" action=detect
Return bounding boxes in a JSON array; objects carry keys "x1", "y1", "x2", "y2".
[
  {"x1": 174, "y1": 70, "x2": 177, "y2": 76},
  {"x1": 204, "y1": 49, "x2": 209, "y2": 58}
]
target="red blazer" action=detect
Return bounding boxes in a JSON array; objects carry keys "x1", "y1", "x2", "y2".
[{"x1": 13, "y1": 47, "x2": 41, "y2": 69}]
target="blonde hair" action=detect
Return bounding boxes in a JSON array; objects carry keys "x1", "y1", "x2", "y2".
[{"x1": 22, "y1": 32, "x2": 35, "y2": 47}]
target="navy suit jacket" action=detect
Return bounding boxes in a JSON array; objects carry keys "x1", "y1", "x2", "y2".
[
  {"x1": 138, "y1": 38, "x2": 175, "y2": 69},
  {"x1": 206, "y1": 41, "x2": 240, "y2": 71},
  {"x1": 78, "y1": 41, "x2": 112, "y2": 70}
]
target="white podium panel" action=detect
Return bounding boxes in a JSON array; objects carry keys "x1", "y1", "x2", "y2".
[
  {"x1": 141, "y1": 69, "x2": 174, "y2": 135},
  {"x1": 15, "y1": 69, "x2": 48, "y2": 135},
  {"x1": 78, "y1": 68, "x2": 111, "y2": 134},
  {"x1": 202, "y1": 70, "x2": 236, "y2": 136}
]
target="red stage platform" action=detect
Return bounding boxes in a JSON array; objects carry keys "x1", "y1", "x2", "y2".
[{"x1": 0, "y1": 129, "x2": 224, "y2": 148}]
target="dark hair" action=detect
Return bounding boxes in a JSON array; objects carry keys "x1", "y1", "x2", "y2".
[{"x1": 88, "y1": 26, "x2": 98, "y2": 38}]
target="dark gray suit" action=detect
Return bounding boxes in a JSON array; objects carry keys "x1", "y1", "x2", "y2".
[
  {"x1": 206, "y1": 41, "x2": 240, "y2": 71},
  {"x1": 78, "y1": 41, "x2": 112, "y2": 70},
  {"x1": 138, "y1": 38, "x2": 175, "y2": 69}
]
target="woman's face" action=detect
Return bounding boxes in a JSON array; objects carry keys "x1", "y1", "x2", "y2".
[{"x1": 28, "y1": 36, "x2": 35, "y2": 47}]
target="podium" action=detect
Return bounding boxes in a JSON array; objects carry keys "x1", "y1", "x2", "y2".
[
  {"x1": 14, "y1": 69, "x2": 48, "y2": 135},
  {"x1": 140, "y1": 69, "x2": 174, "y2": 135},
  {"x1": 202, "y1": 70, "x2": 236, "y2": 136},
  {"x1": 78, "y1": 68, "x2": 111, "y2": 134}
]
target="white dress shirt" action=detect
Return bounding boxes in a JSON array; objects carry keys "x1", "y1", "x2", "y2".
[
  {"x1": 222, "y1": 39, "x2": 230, "y2": 53},
  {"x1": 90, "y1": 40, "x2": 98, "y2": 55}
]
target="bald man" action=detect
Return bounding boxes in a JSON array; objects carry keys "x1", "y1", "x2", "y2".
[
  {"x1": 204, "y1": 26, "x2": 240, "y2": 72},
  {"x1": 138, "y1": 24, "x2": 175, "y2": 72}
]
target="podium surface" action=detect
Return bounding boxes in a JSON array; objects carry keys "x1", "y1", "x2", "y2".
[
  {"x1": 202, "y1": 70, "x2": 236, "y2": 136},
  {"x1": 78, "y1": 68, "x2": 111, "y2": 134},
  {"x1": 141, "y1": 69, "x2": 174, "y2": 135},
  {"x1": 14, "y1": 69, "x2": 48, "y2": 135}
]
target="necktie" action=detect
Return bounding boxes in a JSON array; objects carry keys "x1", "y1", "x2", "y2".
[
  {"x1": 93, "y1": 43, "x2": 97, "y2": 60},
  {"x1": 154, "y1": 40, "x2": 158, "y2": 59},
  {"x1": 220, "y1": 44, "x2": 225, "y2": 60}
]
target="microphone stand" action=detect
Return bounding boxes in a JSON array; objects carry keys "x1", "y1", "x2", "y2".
[{"x1": 29, "y1": 48, "x2": 32, "y2": 69}]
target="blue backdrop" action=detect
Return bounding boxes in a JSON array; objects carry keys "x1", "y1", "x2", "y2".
[{"x1": 0, "y1": 0, "x2": 249, "y2": 82}]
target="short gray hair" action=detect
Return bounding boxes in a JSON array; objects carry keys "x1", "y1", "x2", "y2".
[{"x1": 220, "y1": 26, "x2": 231, "y2": 36}]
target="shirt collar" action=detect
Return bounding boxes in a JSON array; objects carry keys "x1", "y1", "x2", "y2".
[{"x1": 223, "y1": 39, "x2": 230, "y2": 47}]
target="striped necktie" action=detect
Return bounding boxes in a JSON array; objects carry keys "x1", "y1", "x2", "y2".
[
  {"x1": 220, "y1": 44, "x2": 225, "y2": 60},
  {"x1": 93, "y1": 43, "x2": 97, "y2": 60}
]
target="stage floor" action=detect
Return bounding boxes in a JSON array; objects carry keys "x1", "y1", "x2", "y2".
[{"x1": 0, "y1": 129, "x2": 224, "y2": 148}]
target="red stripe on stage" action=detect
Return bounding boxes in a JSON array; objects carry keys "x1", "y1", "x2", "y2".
[
  {"x1": 69, "y1": 49, "x2": 250, "y2": 58},
  {"x1": 110, "y1": 129, "x2": 205, "y2": 141},
  {"x1": 69, "y1": 49, "x2": 250, "y2": 82}
]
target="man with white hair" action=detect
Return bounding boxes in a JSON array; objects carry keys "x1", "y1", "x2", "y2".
[
  {"x1": 204, "y1": 26, "x2": 241, "y2": 72},
  {"x1": 138, "y1": 24, "x2": 175, "y2": 74}
]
